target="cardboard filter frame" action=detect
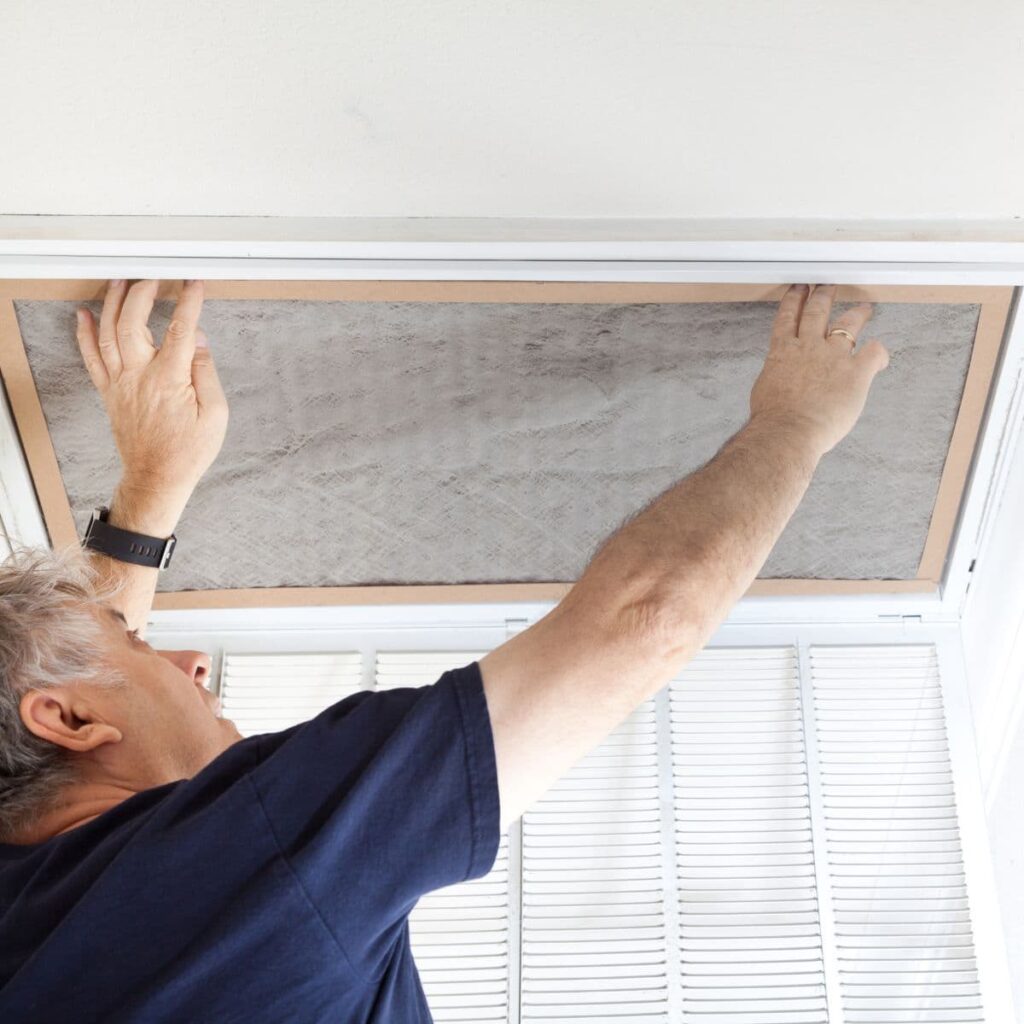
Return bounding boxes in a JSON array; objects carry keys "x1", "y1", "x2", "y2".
[{"x1": 0, "y1": 279, "x2": 1013, "y2": 609}]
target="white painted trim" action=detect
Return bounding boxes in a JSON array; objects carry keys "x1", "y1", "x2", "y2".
[
  {"x1": 141, "y1": 592, "x2": 959, "y2": 642},
  {"x1": 948, "y1": 290, "x2": 1024, "y2": 801},
  {"x1": 0, "y1": 375, "x2": 49, "y2": 551},
  {"x1": 951, "y1": 290, "x2": 1024, "y2": 621},
  {"x1": 4, "y1": 255, "x2": 1024, "y2": 285},
  {"x1": 2, "y1": 215, "x2": 1024, "y2": 262}
]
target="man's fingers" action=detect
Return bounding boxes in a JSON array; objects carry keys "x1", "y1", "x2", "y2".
[
  {"x1": 827, "y1": 303, "x2": 874, "y2": 349},
  {"x1": 856, "y1": 337, "x2": 891, "y2": 375},
  {"x1": 770, "y1": 284, "x2": 809, "y2": 351},
  {"x1": 74, "y1": 308, "x2": 110, "y2": 392},
  {"x1": 97, "y1": 279, "x2": 127, "y2": 378},
  {"x1": 798, "y1": 284, "x2": 838, "y2": 339},
  {"x1": 159, "y1": 280, "x2": 205, "y2": 377},
  {"x1": 191, "y1": 331, "x2": 227, "y2": 414},
  {"x1": 116, "y1": 280, "x2": 160, "y2": 364}
]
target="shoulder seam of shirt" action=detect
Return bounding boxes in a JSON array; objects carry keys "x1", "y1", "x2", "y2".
[{"x1": 244, "y1": 771, "x2": 371, "y2": 986}]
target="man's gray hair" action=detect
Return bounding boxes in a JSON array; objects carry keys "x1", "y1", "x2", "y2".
[{"x1": 0, "y1": 544, "x2": 130, "y2": 843}]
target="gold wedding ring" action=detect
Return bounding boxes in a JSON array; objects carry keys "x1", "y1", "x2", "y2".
[{"x1": 827, "y1": 328, "x2": 856, "y2": 349}]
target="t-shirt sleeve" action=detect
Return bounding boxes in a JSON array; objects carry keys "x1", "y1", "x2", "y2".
[{"x1": 248, "y1": 660, "x2": 501, "y2": 979}]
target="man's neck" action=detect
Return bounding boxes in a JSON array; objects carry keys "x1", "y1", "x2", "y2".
[{"x1": 7, "y1": 783, "x2": 141, "y2": 845}]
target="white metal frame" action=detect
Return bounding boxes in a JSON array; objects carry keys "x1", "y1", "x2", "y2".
[
  {"x1": 0, "y1": 373, "x2": 49, "y2": 552},
  {"x1": 1, "y1": 233, "x2": 1022, "y2": 627},
  {"x1": 3, "y1": 256, "x2": 1024, "y2": 287}
]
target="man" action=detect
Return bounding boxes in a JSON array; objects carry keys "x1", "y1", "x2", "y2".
[{"x1": 0, "y1": 279, "x2": 888, "y2": 1021}]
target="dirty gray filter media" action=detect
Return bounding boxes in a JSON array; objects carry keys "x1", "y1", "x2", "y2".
[{"x1": 13, "y1": 299, "x2": 979, "y2": 592}]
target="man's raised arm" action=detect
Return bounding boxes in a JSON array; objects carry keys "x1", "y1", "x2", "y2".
[
  {"x1": 74, "y1": 278, "x2": 228, "y2": 636},
  {"x1": 479, "y1": 283, "x2": 892, "y2": 832}
]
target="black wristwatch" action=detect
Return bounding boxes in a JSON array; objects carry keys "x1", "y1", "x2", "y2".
[{"x1": 82, "y1": 506, "x2": 177, "y2": 570}]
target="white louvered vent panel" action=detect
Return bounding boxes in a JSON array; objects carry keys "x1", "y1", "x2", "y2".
[
  {"x1": 671, "y1": 647, "x2": 828, "y2": 1024},
  {"x1": 521, "y1": 697, "x2": 669, "y2": 1024},
  {"x1": 376, "y1": 652, "x2": 508, "y2": 1024},
  {"x1": 374, "y1": 651, "x2": 491, "y2": 691},
  {"x1": 811, "y1": 645, "x2": 983, "y2": 1024},
  {"x1": 406, "y1": 833, "x2": 511, "y2": 1024},
  {"x1": 220, "y1": 652, "x2": 364, "y2": 737}
]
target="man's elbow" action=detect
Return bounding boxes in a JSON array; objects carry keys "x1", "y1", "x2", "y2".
[{"x1": 616, "y1": 585, "x2": 705, "y2": 667}]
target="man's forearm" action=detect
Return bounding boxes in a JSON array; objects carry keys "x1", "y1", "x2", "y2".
[
  {"x1": 572, "y1": 413, "x2": 823, "y2": 649},
  {"x1": 84, "y1": 478, "x2": 190, "y2": 637}
]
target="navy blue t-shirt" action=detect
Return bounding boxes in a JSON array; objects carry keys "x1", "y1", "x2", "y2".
[{"x1": 0, "y1": 661, "x2": 501, "y2": 1023}]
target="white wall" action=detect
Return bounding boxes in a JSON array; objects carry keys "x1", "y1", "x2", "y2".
[
  {"x1": 961, "y1": 379, "x2": 1024, "y2": 1016},
  {"x1": 986, "y1": 726, "x2": 1024, "y2": 1017},
  {"x1": 961, "y1": 429, "x2": 1024, "y2": 795},
  {"x1": 1, "y1": 0, "x2": 1022, "y2": 221}
]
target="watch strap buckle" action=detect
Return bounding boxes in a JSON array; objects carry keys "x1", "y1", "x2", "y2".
[{"x1": 158, "y1": 535, "x2": 177, "y2": 571}]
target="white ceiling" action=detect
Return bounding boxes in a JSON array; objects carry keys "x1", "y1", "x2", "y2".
[{"x1": 0, "y1": 0, "x2": 1021, "y2": 221}]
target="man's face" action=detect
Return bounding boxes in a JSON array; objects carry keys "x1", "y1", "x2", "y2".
[{"x1": 83, "y1": 602, "x2": 244, "y2": 786}]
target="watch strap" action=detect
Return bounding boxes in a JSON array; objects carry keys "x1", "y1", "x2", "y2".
[{"x1": 82, "y1": 506, "x2": 177, "y2": 571}]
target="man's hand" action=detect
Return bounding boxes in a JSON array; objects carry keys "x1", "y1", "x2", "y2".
[
  {"x1": 748, "y1": 283, "x2": 890, "y2": 458},
  {"x1": 75, "y1": 279, "x2": 228, "y2": 499}
]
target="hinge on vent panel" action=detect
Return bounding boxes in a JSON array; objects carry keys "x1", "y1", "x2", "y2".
[{"x1": 876, "y1": 613, "x2": 927, "y2": 639}]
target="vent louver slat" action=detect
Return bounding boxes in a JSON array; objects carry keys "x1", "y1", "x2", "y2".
[
  {"x1": 811, "y1": 644, "x2": 983, "y2": 1024},
  {"x1": 376, "y1": 652, "x2": 508, "y2": 1024},
  {"x1": 220, "y1": 652, "x2": 365, "y2": 736},
  {"x1": 671, "y1": 647, "x2": 829, "y2": 1024},
  {"x1": 520, "y1": 697, "x2": 670, "y2": 1023}
]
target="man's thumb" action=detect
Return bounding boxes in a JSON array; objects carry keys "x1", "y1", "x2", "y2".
[{"x1": 196, "y1": 328, "x2": 209, "y2": 348}]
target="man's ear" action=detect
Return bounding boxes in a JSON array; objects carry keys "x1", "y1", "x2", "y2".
[{"x1": 19, "y1": 688, "x2": 123, "y2": 753}]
